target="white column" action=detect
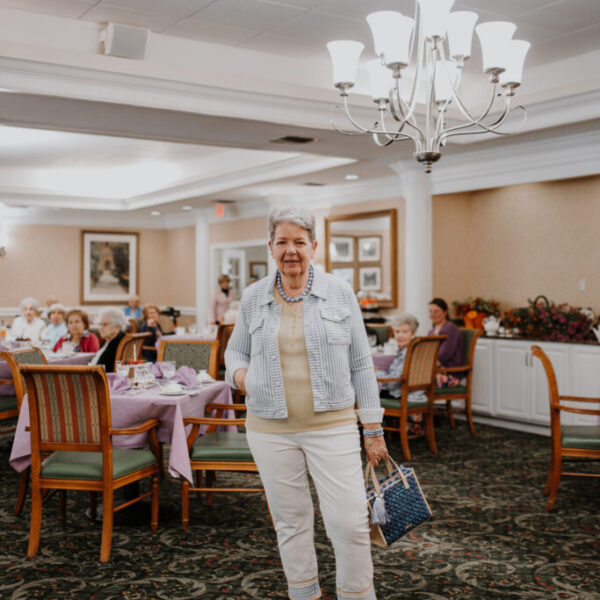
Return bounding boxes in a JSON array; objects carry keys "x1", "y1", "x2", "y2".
[
  {"x1": 195, "y1": 212, "x2": 210, "y2": 326},
  {"x1": 391, "y1": 162, "x2": 433, "y2": 335}
]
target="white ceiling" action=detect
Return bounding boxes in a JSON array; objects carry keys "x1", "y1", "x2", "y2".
[{"x1": 0, "y1": 0, "x2": 599, "y2": 225}]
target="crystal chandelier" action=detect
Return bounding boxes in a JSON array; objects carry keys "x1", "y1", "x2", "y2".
[{"x1": 327, "y1": 0, "x2": 530, "y2": 172}]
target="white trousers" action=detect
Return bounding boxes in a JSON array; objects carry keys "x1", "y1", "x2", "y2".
[{"x1": 246, "y1": 424, "x2": 376, "y2": 600}]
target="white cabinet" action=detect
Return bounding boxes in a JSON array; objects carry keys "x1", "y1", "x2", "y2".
[{"x1": 471, "y1": 338, "x2": 599, "y2": 432}]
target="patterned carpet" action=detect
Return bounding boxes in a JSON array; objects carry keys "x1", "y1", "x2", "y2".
[{"x1": 0, "y1": 420, "x2": 598, "y2": 600}]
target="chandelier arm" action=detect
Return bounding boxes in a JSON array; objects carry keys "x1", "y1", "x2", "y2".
[
  {"x1": 329, "y1": 102, "x2": 383, "y2": 135},
  {"x1": 373, "y1": 132, "x2": 396, "y2": 147},
  {"x1": 378, "y1": 108, "x2": 420, "y2": 143}
]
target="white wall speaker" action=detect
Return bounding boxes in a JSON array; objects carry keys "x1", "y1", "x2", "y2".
[{"x1": 100, "y1": 22, "x2": 149, "y2": 60}]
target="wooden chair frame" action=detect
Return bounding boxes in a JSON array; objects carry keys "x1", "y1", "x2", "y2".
[
  {"x1": 157, "y1": 339, "x2": 219, "y2": 380},
  {"x1": 216, "y1": 324, "x2": 235, "y2": 381},
  {"x1": 21, "y1": 364, "x2": 161, "y2": 562},
  {"x1": 377, "y1": 335, "x2": 446, "y2": 461},
  {"x1": 114, "y1": 332, "x2": 152, "y2": 369},
  {"x1": 433, "y1": 328, "x2": 482, "y2": 435},
  {"x1": 181, "y1": 403, "x2": 262, "y2": 530},
  {"x1": 531, "y1": 345, "x2": 600, "y2": 510}
]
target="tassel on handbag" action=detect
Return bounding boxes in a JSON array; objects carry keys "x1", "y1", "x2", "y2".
[{"x1": 365, "y1": 457, "x2": 432, "y2": 547}]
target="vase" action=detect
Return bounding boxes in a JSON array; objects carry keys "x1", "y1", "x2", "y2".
[{"x1": 463, "y1": 312, "x2": 487, "y2": 330}]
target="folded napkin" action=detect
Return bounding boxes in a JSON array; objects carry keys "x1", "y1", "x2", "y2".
[
  {"x1": 107, "y1": 373, "x2": 131, "y2": 393},
  {"x1": 149, "y1": 362, "x2": 163, "y2": 378},
  {"x1": 173, "y1": 366, "x2": 198, "y2": 388}
]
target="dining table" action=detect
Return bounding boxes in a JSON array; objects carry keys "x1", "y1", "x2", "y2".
[{"x1": 9, "y1": 380, "x2": 235, "y2": 484}]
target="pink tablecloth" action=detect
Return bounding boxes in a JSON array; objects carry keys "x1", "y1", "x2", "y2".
[
  {"x1": 0, "y1": 352, "x2": 95, "y2": 396},
  {"x1": 155, "y1": 334, "x2": 215, "y2": 352},
  {"x1": 9, "y1": 381, "x2": 234, "y2": 483}
]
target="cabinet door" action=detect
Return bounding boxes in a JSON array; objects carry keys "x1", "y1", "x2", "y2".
[
  {"x1": 471, "y1": 339, "x2": 495, "y2": 416},
  {"x1": 529, "y1": 343, "x2": 568, "y2": 426},
  {"x1": 494, "y1": 342, "x2": 530, "y2": 420},
  {"x1": 567, "y1": 346, "x2": 600, "y2": 426}
]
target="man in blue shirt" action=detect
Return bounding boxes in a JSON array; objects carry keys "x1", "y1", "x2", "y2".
[{"x1": 123, "y1": 295, "x2": 142, "y2": 319}]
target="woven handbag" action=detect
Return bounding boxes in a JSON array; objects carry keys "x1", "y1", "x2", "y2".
[{"x1": 365, "y1": 457, "x2": 433, "y2": 547}]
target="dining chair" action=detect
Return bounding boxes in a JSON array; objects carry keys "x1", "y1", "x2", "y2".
[
  {"x1": 216, "y1": 324, "x2": 235, "y2": 380},
  {"x1": 114, "y1": 332, "x2": 151, "y2": 368},
  {"x1": 377, "y1": 335, "x2": 446, "y2": 461},
  {"x1": 180, "y1": 402, "x2": 263, "y2": 530},
  {"x1": 20, "y1": 364, "x2": 161, "y2": 562},
  {"x1": 433, "y1": 328, "x2": 482, "y2": 435},
  {"x1": 531, "y1": 345, "x2": 600, "y2": 510},
  {"x1": 157, "y1": 339, "x2": 219, "y2": 379},
  {"x1": 0, "y1": 347, "x2": 48, "y2": 515}
]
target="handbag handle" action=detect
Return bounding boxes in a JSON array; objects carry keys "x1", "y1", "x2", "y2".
[{"x1": 364, "y1": 456, "x2": 409, "y2": 493}]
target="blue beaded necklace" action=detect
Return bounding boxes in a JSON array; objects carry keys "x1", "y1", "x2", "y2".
[{"x1": 276, "y1": 265, "x2": 314, "y2": 303}]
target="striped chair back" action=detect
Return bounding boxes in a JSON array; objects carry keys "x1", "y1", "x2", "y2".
[
  {"x1": 158, "y1": 340, "x2": 219, "y2": 379},
  {"x1": 404, "y1": 336, "x2": 446, "y2": 390},
  {"x1": 21, "y1": 365, "x2": 110, "y2": 450},
  {"x1": 0, "y1": 347, "x2": 48, "y2": 408}
]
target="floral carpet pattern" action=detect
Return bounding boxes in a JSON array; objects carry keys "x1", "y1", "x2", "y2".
[{"x1": 0, "y1": 421, "x2": 598, "y2": 599}]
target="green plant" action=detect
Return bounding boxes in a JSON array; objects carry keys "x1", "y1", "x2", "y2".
[{"x1": 453, "y1": 297, "x2": 500, "y2": 317}]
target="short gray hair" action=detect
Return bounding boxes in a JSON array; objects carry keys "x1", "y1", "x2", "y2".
[
  {"x1": 99, "y1": 307, "x2": 128, "y2": 332},
  {"x1": 394, "y1": 313, "x2": 419, "y2": 334},
  {"x1": 19, "y1": 297, "x2": 39, "y2": 311},
  {"x1": 268, "y1": 206, "x2": 316, "y2": 244},
  {"x1": 48, "y1": 303, "x2": 66, "y2": 317}
]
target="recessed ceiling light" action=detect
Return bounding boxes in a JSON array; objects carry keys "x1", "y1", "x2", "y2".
[
  {"x1": 259, "y1": 192, "x2": 269, "y2": 197},
  {"x1": 345, "y1": 174, "x2": 359, "y2": 181},
  {"x1": 182, "y1": 205, "x2": 192, "y2": 211},
  {"x1": 151, "y1": 210, "x2": 160, "y2": 216}
]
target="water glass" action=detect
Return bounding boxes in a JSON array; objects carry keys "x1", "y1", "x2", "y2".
[
  {"x1": 115, "y1": 361, "x2": 129, "y2": 377},
  {"x1": 160, "y1": 361, "x2": 176, "y2": 379},
  {"x1": 187, "y1": 323, "x2": 197, "y2": 334}
]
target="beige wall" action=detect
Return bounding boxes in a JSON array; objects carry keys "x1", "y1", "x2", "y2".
[
  {"x1": 0, "y1": 224, "x2": 195, "y2": 310},
  {"x1": 433, "y1": 174, "x2": 600, "y2": 315},
  {"x1": 209, "y1": 216, "x2": 267, "y2": 245}
]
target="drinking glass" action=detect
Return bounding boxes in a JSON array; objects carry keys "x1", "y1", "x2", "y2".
[
  {"x1": 160, "y1": 361, "x2": 176, "y2": 379},
  {"x1": 188, "y1": 323, "x2": 197, "y2": 335},
  {"x1": 116, "y1": 361, "x2": 129, "y2": 377}
]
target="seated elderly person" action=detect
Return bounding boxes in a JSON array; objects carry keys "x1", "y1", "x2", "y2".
[
  {"x1": 89, "y1": 307, "x2": 127, "y2": 372},
  {"x1": 139, "y1": 304, "x2": 162, "y2": 361},
  {"x1": 376, "y1": 313, "x2": 426, "y2": 435},
  {"x1": 10, "y1": 297, "x2": 46, "y2": 343},
  {"x1": 53, "y1": 309, "x2": 100, "y2": 353},
  {"x1": 41, "y1": 303, "x2": 68, "y2": 349},
  {"x1": 428, "y1": 297, "x2": 464, "y2": 388},
  {"x1": 123, "y1": 294, "x2": 142, "y2": 319}
]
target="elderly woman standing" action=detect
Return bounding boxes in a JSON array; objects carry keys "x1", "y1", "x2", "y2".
[
  {"x1": 226, "y1": 207, "x2": 387, "y2": 600},
  {"x1": 40, "y1": 303, "x2": 68, "y2": 349},
  {"x1": 10, "y1": 297, "x2": 46, "y2": 343},
  {"x1": 89, "y1": 307, "x2": 127, "y2": 372},
  {"x1": 210, "y1": 274, "x2": 232, "y2": 325}
]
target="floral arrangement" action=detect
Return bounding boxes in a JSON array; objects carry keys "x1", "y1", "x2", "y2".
[
  {"x1": 453, "y1": 297, "x2": 500, "y2": 318},
  {"x1": 502, "y1": 299, "x2": 594, "y2": 342}
]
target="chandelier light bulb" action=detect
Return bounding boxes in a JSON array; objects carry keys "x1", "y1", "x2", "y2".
[
  {"x1": 326, "y1": 40, "x2": 364, "y2": 90},
  {"x1": 366, "y1": 11, "x2": 415, "y2": 69},
  {"x1": 417, "y1": 0, "x2": 455, "y2": 40},
  {"x1": 446, "y1": 11, "x2": 478, "y2": 59},
  {"x1": 476, "y1": 21, "x2": 517, "y2": 73},
  {"x1": 499, "y1": 40, "x2": 531, "y2": 87}
]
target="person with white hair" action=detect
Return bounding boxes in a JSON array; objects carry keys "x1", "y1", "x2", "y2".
[
  {"x1": 40, "y1": 303, "x2": 68, "y2": 348},
  {"x1": 123, "y1": 294, "x2": 142, "y2": 319},
  {"x1": 89, "y1": 307, "x2": 128, "y2": 372},
  {"x1": 10, "y1": 297, "x2": 46, "y2": 343}
]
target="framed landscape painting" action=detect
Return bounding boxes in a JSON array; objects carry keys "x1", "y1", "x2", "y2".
[
  {"x1": 331, "y1": 267, "x2": 355, "y2": 287},
  {"x1": 329, "y1": 236, "x2": 354, "y2": 262},
  {"x1": 81, "y1": 231, "x2": 138, "y2": 304},
  {"x1": 359, "y1": 266, "x2": 382, "y2": 291},
  {"x1": 358, "y1": 235, "x2": 381, "y2": 262},
  {"x1": 250, "y1": 261, "x2": 268, "y2": 279}
]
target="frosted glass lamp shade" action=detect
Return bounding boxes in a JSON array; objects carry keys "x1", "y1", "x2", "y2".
[
  {"x1": 499, "y1": 40, "x2": 530, "y2": 86},
  {"x1": 399, "y1": 74, "x2": 428, "y2": 105},
  {"x1": 367, "y1": 11, "x2": 414, "y2": 68},
  {"x1": 417, "y1": 0, "x2": 455, "y2": 39},
  {"x1": 367, "y1": 59, "x2": 393, "y2": 101},
  {"x1": 327, "y1": 40, "x2": 364, "y2": 89},
  {"x1": 476, "y1": 21, "x2": 516, "y2": 73},
  {"x1": 447, "y1": 11, "x2": 478, "y2": 58},
  {"x1": 434, "y1": 60, "x2": 460, "y2": 102}
]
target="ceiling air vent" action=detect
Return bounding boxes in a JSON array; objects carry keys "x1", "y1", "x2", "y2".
[
  {"x1": 303, "y1": 182, "x2": 326, "y2": 187},
  {"x1": 270, "y1": 135, "x2": 317, "y2": 145}
]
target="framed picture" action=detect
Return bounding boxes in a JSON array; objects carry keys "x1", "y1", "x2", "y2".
[
  {"x1": 249, "y1": 261, "x2": 268, "y2": 279},
  {"x1": 329, "y1": 236, "x2": 354, "y2": 262},
  {"x1": 358, "y1": 236, "x2": 381, "y2": 262},
  {"x1": 359, "y1": 266, "x2": 382, "y2": 291},
  {"x1": 331, "y1": 267, "x2": 355, "y2": 287},
  {"x1": 81, "y1": 231, "x2": 139, "y2": 304}
]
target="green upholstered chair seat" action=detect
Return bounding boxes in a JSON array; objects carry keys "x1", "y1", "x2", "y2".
[
  {"x1": 380, "y1": 397, "x2": 430, "y2": 410},
  {"x1": 0, "y1": 395, "x2": 18, "y2": 413},
  {"x1": 41, "y1": 448, "x2": 157, "y2": 480},
  {"x1": 434, "y1": 385, "x2": 468, "y2": 396},
  {"x1": 191, "y1": 432, "x2": 254, "y2": 461},
  {"x1": 561, "y1": 426, "x2": 600, "y2": 450},
  {"x1": 218, "y1": 366, "x2": 226, "y2": 379}
]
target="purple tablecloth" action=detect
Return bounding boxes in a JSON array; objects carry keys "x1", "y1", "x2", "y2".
[
  {"x1": 0, "y1": 352, "x2": 95, "y2": 396},
  {"x1": 155, "y1": 334, "x2": 215, "y2": 352},
  {"x1": 372, "y1": 353, "x2": 395, "y2": 371},
  {"x1": 9, "y1": 381, "x2": 235, "y2": 483}
]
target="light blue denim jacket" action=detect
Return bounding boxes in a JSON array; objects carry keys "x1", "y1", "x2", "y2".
[{"x1": 225, "y1": 267, "x2": 383, "y2": 424}]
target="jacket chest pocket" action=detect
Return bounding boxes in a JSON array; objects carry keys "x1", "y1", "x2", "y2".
[
  {"x1": 248, "y1": 316, "x2": 266, "y2": 356},
  {"x1": 320, "y1": 307, "x2": 351, "y2": 344}
]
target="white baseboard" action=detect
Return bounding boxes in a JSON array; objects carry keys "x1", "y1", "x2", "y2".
[{"x1": 452, "y1": 413, "x2": 551, "y2": 437}]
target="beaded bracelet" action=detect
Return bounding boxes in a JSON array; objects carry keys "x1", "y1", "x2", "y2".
[{"x1": 362, "y1": 427, "x2": 384, "y2": 438}]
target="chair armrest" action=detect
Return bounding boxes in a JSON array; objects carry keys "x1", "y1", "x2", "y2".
[
  {"x1": 142, "y1": 346, "x2": 155, "y2": 352},
  {"x1": 0, "y1": 379, "x2": 12, "y2": 385},
  {"x1": 183, "y1": 417, "x2": 246, "y2": 427},
  {"x1": 110, "y1": 418, "x2": 160, "y2": 436},
  {"x1": 438, "y1": 366, "x2": 471, "y2": 374},
  {"x1": 376, "y1": 377, "x2": 405, "y2": 383},
  {"x1": 205, "y1": 402, "x2": 247, "y2": 412},
  {"x1": 559, "y1": 395, "x2": 600, "y2": 404},
  {"x1": 556, "y1": 405, "x2": 600, "y2": 416}
]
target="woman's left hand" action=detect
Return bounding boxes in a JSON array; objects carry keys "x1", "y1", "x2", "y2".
[{"x1": 364, "y1": 435, "x2": 389, "y2": 466}]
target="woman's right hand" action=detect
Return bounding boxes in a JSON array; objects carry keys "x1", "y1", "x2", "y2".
[{"x1": 233, "y1": 368, "x2": 248, "y2": 394}]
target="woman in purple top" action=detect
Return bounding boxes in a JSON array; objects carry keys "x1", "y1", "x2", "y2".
[{"x1": 428, "y1": 298, "x2": 464, "y2": 388}]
